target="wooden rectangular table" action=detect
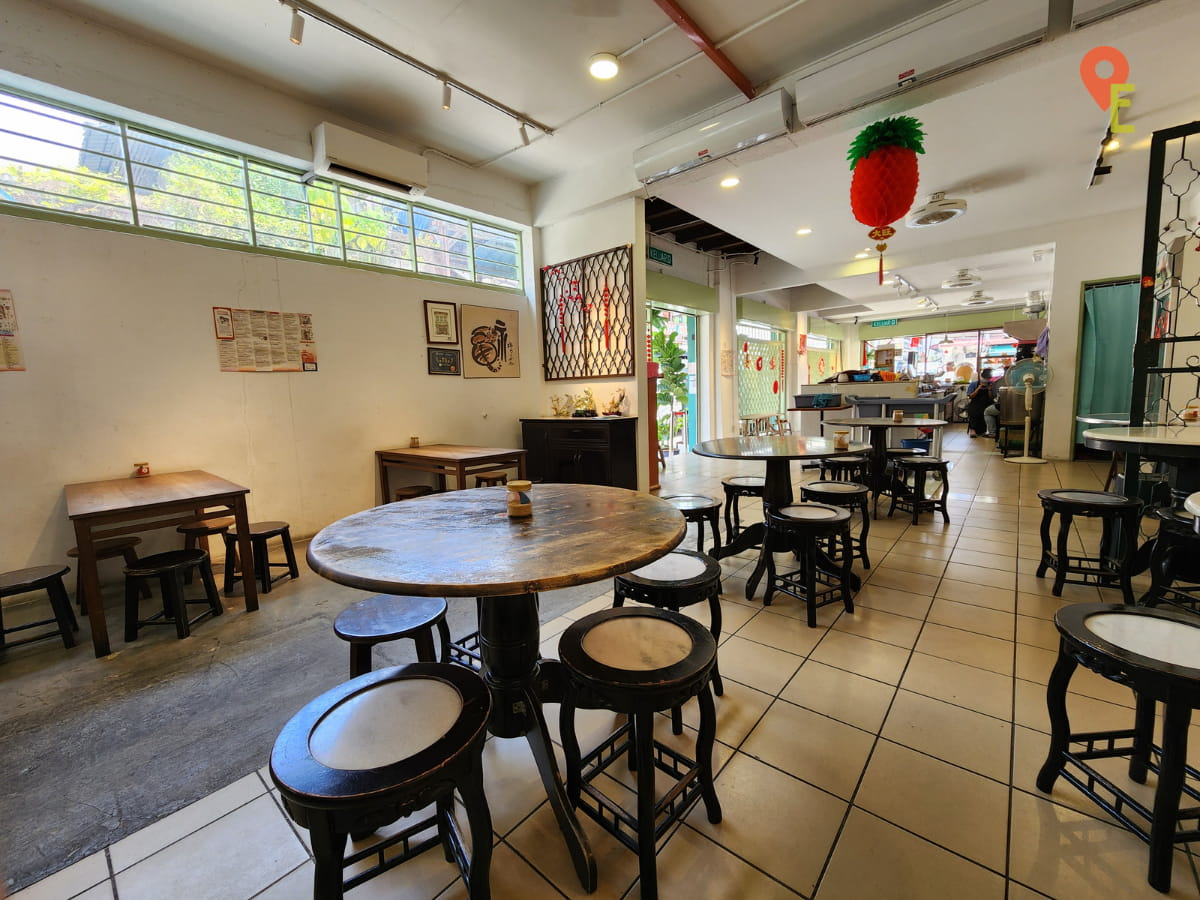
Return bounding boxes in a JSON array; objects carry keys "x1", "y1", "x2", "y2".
[
  {"x1": 375, "y1": 444, "x2": 527, "y2": 503},
  {"x1": 66, "y1": 470, "x2": 258, "y2": 657}
]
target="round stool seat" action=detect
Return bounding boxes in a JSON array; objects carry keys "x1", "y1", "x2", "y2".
[
  {"x1": 663, "y1": 494, "x2": 720, "y2": 513},
  {"x1": 124, "y1": 549, "x2": 208, "y2": 578},
  {"x1": 67, "y1": 536, "x2": 142, "y2": 559},
  {"x1": 394, "y1": 485, "x2": 435, "y2": 502},
  {"x1": 474, "y1": 473, "x2": 507, "y2": 487},
  {"x1": 226, "y1": 520, "x2": 289, "y2": 538},
  {"x1": 824, "y1": 455, "x2": 866, "y2": 466},
  {"x1": 801, "y1": 480, "x2": 868, "y2": 498},
  {"x1": 895, "y1": 456, "x2": 947, "y2": 468},
  {"x1": 621, "y1": 550, "x2": 720, "y2": 591},
  {"x1": 1037, "y1": 489, "x2": 1140, "y2": 514},
  {"x1": 335, "y1": 595, "x2": 449, "y2": 645},
  {"x1": 662, "y1": 494, "x2": 722, "y2": 555},
  {"x1": 177, "y1": 517, "x2": 234, "y2": 536},
  {"x1": 0, "y1": 564, "x2": 70, "y2": 593},
  {"x1": 886, "y1": 447, "x2": 928, "y2": 457},
  {"x1": 721, "y1": 475, "x2": 765, "y2": 491},
  {"x1": 771, "y1": 502, "x2": 851, "y2": 535}
]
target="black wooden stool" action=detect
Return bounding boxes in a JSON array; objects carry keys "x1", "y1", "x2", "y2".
[
  {"x1": 0, "y1": 565, "x2": 77, "y2": 651},
  {"x1": 801, "y1": 480, "x2": 871, "y2": 569},
  {"x1": 1037, "y1": 603, "x2": 1200, "y2": 892},
  {"x1": 662, "y1": 494, "x2": 722, "y2": 556},
  {"x1": 393, "y1": 485, "x2": 435, "y2": 502},
  {"x1": 613, "y1": 549, "x2": 724, "y2": 733},
  {"x1": 271, "y1": 662, "x2": 493, "y2": 899},
  {"x1": 558, "y1": 607, "x2": 721, "y2": 900},
  {"x1": 221, "y1": 520, "x2": 299, "y2": 595},
  {"x1": 334, "y1": 594, "x2": 452, "y2": 678},
  {"x1": 720, "y1": 475, "x2": 764, "y2": 540},
  {"x1": 888, "y1": 457, "x2": 951, "y2": 525},
  {"x1": 177, "y1": 517, "x2": 234, "y2": 584},
  {"x1": 820, "y1": 455, "x2": 867, "y2": 483},
  {"x1": 1035, "y1": 489, "x2": 1143, "y2": 604},
  {"x1": 1141, "y1": 507, "x2": 1200, "y2": 612},
  {"x1": 764, "y1": 503, "x2": 854, "y2": 627},
  {"x1": 67, "y1": 536, "x2": 147, "y2": 610},
  {"x1": 124, "y1": 549, "x2": 222, "y2": 641},
  {"x1": 474, "y1": 473, "x2": 507, "y2": 487}
]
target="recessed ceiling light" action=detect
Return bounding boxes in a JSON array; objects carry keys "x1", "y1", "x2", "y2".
[
  {"x1": 1105, "y1": 138, "x2": 1120, "y2": 151},
  {"x1": 588, "y1": 52, "x2": 619, "y2": 80},
  {"x1": 795, "y1": 227, "x2": 813, "y2": 236},
  {"x1": 720, "y1": 176, "x2": 740, "y2": 188}
]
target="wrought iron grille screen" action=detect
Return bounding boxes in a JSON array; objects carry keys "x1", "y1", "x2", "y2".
[
  {"x1": 737, "y1": 335, "x2": 786, "y2": 416},
  {"x1": 540, "y1": 245, "x2": 634, "y2": 380},
  {"x1": 1132, "y1": 122, "x2": 1200, "y2": 426}
]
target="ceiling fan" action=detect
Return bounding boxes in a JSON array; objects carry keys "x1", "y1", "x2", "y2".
[{"x1": 942, "y1": 268, "x2": 983, "y2": 289}]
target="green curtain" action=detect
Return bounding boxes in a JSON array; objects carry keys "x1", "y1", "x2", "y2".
[{"x1": 1075, "y1": 281, "x2": 1139, "y2": 443}]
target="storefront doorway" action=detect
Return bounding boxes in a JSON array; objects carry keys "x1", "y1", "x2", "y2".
[{"x1": 650, "y1": 307, "x2": 697, "y2": 456}]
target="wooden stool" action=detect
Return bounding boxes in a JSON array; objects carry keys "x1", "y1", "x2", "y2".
[
  {"x1": 888, "y1": 457, "x2": 951, "y2": 525},
  {"x1": 801, "y1": 481, "x2": 871, "y2": 569},
  {"x1": 720, "y1": 475, "x2": 765, "y2": 541},
  {"x1": 271, "y1": 662, "x2": 493, "y2": 899},
  {"x1": 1141, "y1": 507, "x2": 1200, "y2": 613},
  {"x1": 662, "y1": 494, "x2": 722, "y2": 556},
  {"x1": 124, "y1": 549, "x2": 222, "y2": 642},
  {"x1": 0, "y1": 565, "x2": 77, "y2": 651},
  {"x1": 820, "y1": 455, "x2": 867, "y2": 483},
  {"x1": 613, "y1": 550, "x2": 724, "y2": 734},
  {"x1": 558, "y1": 607, "x2": 721, "y2": 900},
  {"x1": 221, "y1": 521, "x2": 299, "y2": 595},
  {"x1": 393, "y1": 485, "x2": 435, "y2": 502},
  {"x1": 765, "y1": 503, "x2": 855, "y2": 627},
  {"x1": 1035, "y1": 489, "x2": 1142, "y2": 604},
  {"x1": 177, "y1": 517, "x2": 234, "y2": 584},
  {"x1": 334, "y1": 594, "x2": 452, "y2": 678},
  {"x1": 474, "y1": 473, "x2": 507, "y2": 487},
  {"x1": 1037, "y1": 603, "x2": 1200, "y2": 891},
  {"x1": 67, "y1": 536, "x2": 147, "y2": 610}
]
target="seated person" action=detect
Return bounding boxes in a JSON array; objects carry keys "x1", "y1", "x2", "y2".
[{"x1": 965, "y1": 368, "x2": 997, "y2": 438}]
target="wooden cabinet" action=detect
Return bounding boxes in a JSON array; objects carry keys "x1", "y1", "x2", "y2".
[{"x1": 520, "y1": 417, "x2": 638, "y2": 489}]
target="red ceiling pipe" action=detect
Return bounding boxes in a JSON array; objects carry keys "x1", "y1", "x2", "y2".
[{"x1": 651, "y1": 0, "x2": 756, "y2": 99}]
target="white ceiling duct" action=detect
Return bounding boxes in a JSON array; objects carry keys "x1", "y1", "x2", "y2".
[
  {"x1": 907, "y1": 191, "x2": 967, "y2": 227},
  {"x1": 941, "y1": 268, "x2": 983, "y2": 289}
]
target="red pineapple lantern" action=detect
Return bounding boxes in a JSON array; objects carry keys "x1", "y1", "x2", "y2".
[{"x1": 848, "y1": 116, "x2": 925, "y2": 283}]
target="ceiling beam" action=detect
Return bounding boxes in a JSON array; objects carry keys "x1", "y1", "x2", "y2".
[{"x1": 650, "y1": 0, "x2": 756, "y2": 100}]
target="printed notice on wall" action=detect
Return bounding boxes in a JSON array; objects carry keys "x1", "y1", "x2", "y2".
[
  {"x1": 213, "y1": 307, "x2": 318, "y2": 372},
  {"x1": 0, "y1": 289, "x2": 25, "y2": 372}
]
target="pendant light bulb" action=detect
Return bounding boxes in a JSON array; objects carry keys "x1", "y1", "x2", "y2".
[
  {"x1": 519, "y1": 122, "x2": 530, "y2": 146},
  {"x1": 289, "y1": 7, "x2": 304, "y2": 45},
  {"x1": 441, "y1": 81, "x2": 452, "y2": 110}
]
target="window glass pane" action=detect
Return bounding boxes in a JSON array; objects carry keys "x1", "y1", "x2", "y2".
[
  {"x1": 127, "y1": 128, "x2": 250, "y2": 242},
  {"x1": 0, "y1": 94, "x2": 132, "y2": 222},
  {"x1": 341, "y1": 188, "x2": 414, "y2": 269},
  {"x1": 248, "y1": 162, "x2": 341, "y2": 258},
  {"x1": 472, "y1": 222, "x2": 520, "y2": 287}
]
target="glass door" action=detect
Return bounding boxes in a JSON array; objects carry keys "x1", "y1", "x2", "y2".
[{"x1": 649, "y1": 308, "x2": 696, "y2": 457}]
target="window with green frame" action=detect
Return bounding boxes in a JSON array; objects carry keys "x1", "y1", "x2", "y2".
[{"x1": 0, "y1": 88, "x2": 522, "y2": 289}]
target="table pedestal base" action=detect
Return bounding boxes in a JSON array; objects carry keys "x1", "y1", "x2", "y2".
[{"x1": 479, "y1": 593, "x2": 597, "y2": 892}]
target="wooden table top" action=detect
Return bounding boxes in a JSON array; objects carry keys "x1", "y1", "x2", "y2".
[
  {"x1": 376, "y1": 444, "x2": 525, "y2": 462},
  {"x1": 307, "y1": 483, "x2": 685, "y2": 597},
  {"x1": 1083, "y1": 426, "x2": 1200, "y2": 457},
  {"x1": 66, "y1": 470, "x2": 249, "y2": 519},
  {"x1": 823, "y1": 417, "x2": 949, "y2": 428},
  {"x1": 692, "y1": 435, "x2": 869, "y2": 461}
]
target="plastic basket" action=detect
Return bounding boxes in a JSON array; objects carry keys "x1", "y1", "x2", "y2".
[{"x1": 901, "y1": 438, "x2": 932, "y2": 453}]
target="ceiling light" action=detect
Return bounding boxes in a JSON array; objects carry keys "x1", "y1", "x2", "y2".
[
  {"x1": 588, "y1": 52, "x2": 619, "y2": 80},
  {"x1": 519, "y1": 122, "x2": 530, "y2": 146},
  {"x1": 441, "y1": 81, "x2": 451, "y2": 110},
  {"x1": 854, "y1": 251, "x2": 871, "y2": 259},
  {"x1": 1105, "y1": 138, "x2": 1120, "y2": 151},
  {"x1": 796, "y1": 227, "x2": 813, "y2": 236},
  {"x1": 720, "y1": 176, "x2": 740, "y2": 188},
  {"x1": 288, "y1": 6, "x2": 304, "y2": 44}
]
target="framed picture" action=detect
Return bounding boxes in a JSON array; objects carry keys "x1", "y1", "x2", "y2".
[
  {"x1": 461, "y1": 304, "x2": 520, "y2": 378},
  {"x1": 427, "y1": 347, "x2": 461, "y2": 375},
  {"x1": 424, "y1": 300, "x2": 458, "y2": 344}
]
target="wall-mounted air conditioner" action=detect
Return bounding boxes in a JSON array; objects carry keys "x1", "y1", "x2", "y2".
[
  {"x1": 792, "y1": 0, "x2": 1044, "y2": 126},
  {"x1": 306, "y1": 122, "x2": 428, "y2": 196},
  {"x1": 632, "y1": 89, "x2": 794, "y2": 185}
]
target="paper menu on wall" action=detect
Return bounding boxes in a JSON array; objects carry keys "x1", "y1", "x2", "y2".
[
  {"x1": 0, "y1": 289, "x2": 25, "y2": 372},
  {"x1": 213, "y1": 307, "x2": 317, "y2": 373}
]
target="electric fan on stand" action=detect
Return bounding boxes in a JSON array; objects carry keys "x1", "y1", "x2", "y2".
[{"x1": 1003, "y1": 358, "x2": 1052, "y2": 465}]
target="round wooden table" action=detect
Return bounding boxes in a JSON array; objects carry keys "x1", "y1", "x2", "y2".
[
  {"x1": 693, "y1": 435, "x2": 869, "y2": 598},
  {"x1": 307, "y1": 483, "x2": 685, "y2": 892},
  {"x1": 1083, "y1": 425, "x2": 1200, "y2": 505},
  {"x1": 823, "y1": 417, "x2": 949, "y2": 516}
]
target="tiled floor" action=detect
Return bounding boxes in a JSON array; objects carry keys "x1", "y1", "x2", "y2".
[{"x1": 15, "y1": 428, "x2": 1200, "y2": 899}]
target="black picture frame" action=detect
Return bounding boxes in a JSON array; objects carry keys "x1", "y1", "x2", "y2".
[
  {"x1": 424, "y1": 299, "x2": 458, "y2": 344},
  {"x1": 427, "y1": 347, "x2": 462, "y2": 375}
]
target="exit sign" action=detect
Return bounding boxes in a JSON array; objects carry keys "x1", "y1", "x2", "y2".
[
  {"x1": 648, "y1": 247, "x2": 673, "y2": 266},
  {"x1": 871, "y1": 318, "x2": 898, "y2": 327}
]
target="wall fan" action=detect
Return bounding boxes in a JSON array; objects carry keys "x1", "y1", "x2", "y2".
[{"x1": 1004, "y1": 358, "x2": 1052, "y2": 465}]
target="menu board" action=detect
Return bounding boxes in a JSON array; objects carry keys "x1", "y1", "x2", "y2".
[
  {"x1": 0, "y1": 289, "x2": 25, "y2": 372},
  {"x1": 213, "y1": 307, "x2": 317, "y2": 373}
]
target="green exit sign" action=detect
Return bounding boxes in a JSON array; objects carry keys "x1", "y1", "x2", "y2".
[
  {"x1": 648, "y1": 247, "x2": 673, "y2": 266},
  {"x1": 871, "y1": 318, "x2": 898, "y2": 327}
]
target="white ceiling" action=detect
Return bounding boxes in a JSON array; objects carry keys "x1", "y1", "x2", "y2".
[{"x1": 32, "y1": 0, "x2": 1200, "y2": 320}]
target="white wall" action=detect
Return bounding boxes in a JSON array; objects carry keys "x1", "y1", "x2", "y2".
[{"x1": 0, "y1": 216, "x2": 542, "y2": 574}]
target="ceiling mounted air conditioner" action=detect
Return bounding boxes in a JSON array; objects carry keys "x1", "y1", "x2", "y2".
[
  {"x1": 632, "y1": 89, "x2": 794, "y2": 185},
  {"x1": 306, "y1": 122, "x2": 428, "y2": 196},
  {"x1": 907, "y1": 191, "x2": 967, "y2": 228}
]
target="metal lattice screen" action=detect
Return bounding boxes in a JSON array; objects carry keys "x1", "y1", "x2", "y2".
[
  {"x1": 540, "y1": 245, "x2": 634, "y2": 380},
  {"x1": 737, "y1": 333, "x2": 786, "y2": 416},
  {"x1": 1131, "y1": 122, "x2": 1200, "y2": 426}
]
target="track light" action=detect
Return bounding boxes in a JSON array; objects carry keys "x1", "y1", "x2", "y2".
[
  {"x1": 289, "y1": 6, "x2": 304, "y2": 44},
  {"x1": 441, "y1": 81, "x2": 451, "y2": 110},
  {"x1": 519, "y1": 122, "x2": 530, "y2": 146}
]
